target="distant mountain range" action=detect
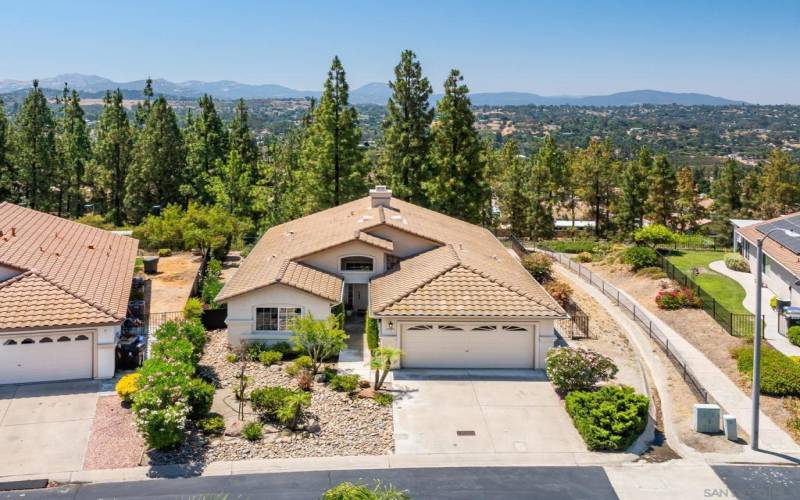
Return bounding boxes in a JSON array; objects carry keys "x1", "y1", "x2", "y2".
[{"x1": 0, "y1": 73, "x2": 747, "y2": 106}]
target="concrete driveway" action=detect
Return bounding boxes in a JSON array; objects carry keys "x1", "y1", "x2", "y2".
[
  {"x1": 0, "y1": 380, "x2": 103, "y2": 477},
  {"x1": 391, "y1": 370, "x2": 587, "y2": 455}
]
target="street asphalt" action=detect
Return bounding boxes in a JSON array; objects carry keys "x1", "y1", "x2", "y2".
[
  {"x1": 712, "y1": 465, "x2": 800, "y2": 500},
  {"x1": 0, "y1": 466, "x2": 618, "y2": 500}
]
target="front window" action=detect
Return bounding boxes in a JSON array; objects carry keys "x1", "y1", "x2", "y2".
[
  {"x1": 340, "y1": 256, "x2": 374, "y2": 272},
  {"x1": 256, "y1": 307, "x2": 301, "y2": 331}
]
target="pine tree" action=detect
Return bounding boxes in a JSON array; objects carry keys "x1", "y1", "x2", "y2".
[
  {"x1": 759, "y1": 149, "x2": 800, "y2": 218},
  {"x1": 381, "y1": 50, "x2": 433, "y2": 203},
  {"x1": 55, "y1": 85, "x2": 91, "y2": 217},
  {"x1": 529, "y1": 150, "x2": 555, "y2": 241},
  {"x1": 739, "y1": 170, "x2": 762, "y2": 218},
  {"x1": 538, "y1": 135, "x2": 568, "y2": 206},
  {"x1": 710, "y1": 159, "x2": 742, "y2": 216},
  {"x1": 209, "y1": 150, "x2": 252, "y2": 217},
  {"x1": 300, "y1": 56, "x2": 364, "y2": 210},
  {"x1": 674, "y1": 166, "x2": 704, "y2": 232},
  {"x1": 647, "y1": 155, "x2": 677, "y2": 227},
  {"x1": 186, "y1": 94, "x2": 228, "y2": 202},
  {"x1": 253, "y1": 130, "x2": 305, "y2": 230},
  {"x1": 615, "y1": 147, "x2": 651, "y2": 235},
  {"x1": 495, "y1": 140, "x2": 528, "y2": 236},
  {"x1": 0, "y1": 98, "x2": 15, "y2": 202},
  {"x1": 91, "y1": 90, "x2": 132, "y2": 226},
  {"x1": 134, "y1": 77, "x2": 154, "y2": 128},
  {"x1": 125, "y1": 96, "x2": 186, "y2": 222},
  {"x1": 12, "y1": 80, "x2": 57, "y2": 210},
  {"x1": 572, "y1": 138, "x2": 615, "y2": 236},
  {"x1": 424, "y1": 69, "x2": 489, "y2": 224},
  {"x1": 228, "y1": 98, "x2": 258, "y2": 168}
]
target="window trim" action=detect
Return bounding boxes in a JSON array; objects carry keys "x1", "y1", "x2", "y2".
[
  {"x1": 339, "y1": 255, "x2": 375, "y2": 272},
  {"x1": 255, "y1": 306, "x2": 303, "y2": 332}
]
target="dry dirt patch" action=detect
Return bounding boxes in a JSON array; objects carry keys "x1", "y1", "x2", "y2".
[{"x1": 145, "y1": 252, "x2": 202, "y2": 313}]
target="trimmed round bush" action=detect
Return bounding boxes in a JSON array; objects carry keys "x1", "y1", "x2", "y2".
[
  {"x1": 732, "y1": 345, "x2": 800, "y2": 396},
  {"x1": 522, "y1": 253, "x2": 553, "y2": 282},
  {"x1": 724, "y1": 254, "x2": 750, "y2": 273},
  {"x1": 158, "y1": 248, "x2": 172, "y2": 257},
  {"x1": 286, "y1": 355, "x2": 313, "y2": 376},
  {"x1": 242, "y1": 421, "x2": 263, "y2": 441},
  {"x1": 623, "y1": 246, "x2": 659, "y2": 271},
  {"x1": 115, "y1": 373, "x2": 141, "y2": 403},
  {"x1": 565, "y1": 385, "x2": 649, "y2": 451},
  {"x1": 198, "y1": 415, "x2": 225, "y2": 435},
  {"x1": 373, "y1": 392, "x2": 394, "y2": 406},
  {"x1": 259, "y1": 350, "x2": 283, "y2": 366},
  {"x1": 185, "y1": 378, "x2": 215, "y2": 420},
  {"x1": 655, "y1": 287, "x2": 703, "y2": 310},
  {"x1": 787, "y1": 326, "x2": 800, "y2": 347},
  {"x1": 770, "y1": 296, "x2": 779, "y2": 310},
  {"x1": 633, "y1": 224, "x2": 676, "y2": 248},
  {"x1": 329, "y1": 374, "x2": 360, "y2": 393},
  {"x1": 183, "y1": 298, "x2": 203, "y2": 321},
  {"x1": 575, "y1": 251, "x2": 593, "y2": 263},
  {"x1": 250, "y1": 386, "x2": 296, "y2": 418},
  {"x1": 546, "y1": 347, "x2": 618, "y2": 394}
]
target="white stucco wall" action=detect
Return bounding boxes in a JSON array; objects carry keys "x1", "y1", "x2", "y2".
[
  {"x1": 300, "y1": 240, "x2": 387, "y2": 283},
  {"x1": 0, "y1": 265, "x2": 20, "y2": 282},
  {"x1": 365, "y1": 225, "x2": 438, "y2": 257},
  {"x1": 741, "y1": 239, "x2": 799, "y2": 303},
  {"x1": 225, "y1": 284, "x2": 336, "y2": 346},
  {"x1": 96, "y1": 325, "x2": 119, "y2": 379}
]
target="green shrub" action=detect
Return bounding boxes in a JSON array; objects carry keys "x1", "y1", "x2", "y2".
[
  {"x1": 185, "y1": 378, "x2": 215, "y2": 420},
  {"x1": 771, "y1": 296, "x2": 779, "y2": 310},
  {"x1": 245, "y1": 342, "x2": 265, "y2": 361},
  {"x1": 331, "y1": 302, "x2": 345, "y2": 330},
  {"x1": 286, "y1": 355, "x2": 313, "y2": 376},
  {"x1": 158, "y1": 248, "x2": 172, "y2": 257},
  {"x1": 250, "y1": 386, "x2": 296, "y2": 418},
  {"x1": 565, "y1": 385, "x2": 649, "y2": 451},
  {"x1": 201, "y1": 277, "x2": 223, "y2": 309},
  {"x1": 733, "y1": 344, "x2": 800, "y2": 396},
  {"x1": 724, "y1": 253, "x2": 750, "y2": 273},
  {"x1": 374, "y1": 392, "x2": 394, "y2": 406},
  {"x1": 131, "y1": 390, "x2": 189, "y2": 450},
  {"x1": 153, "y1": 320, "x2": 206, "y2": 362},
  {"x1": 242, "y1": 421, "x2": 263, "y2": 441},
  {"x1": 289, "y1": 314, "x2": 348, "y2": 374},
  {"x1": 183, "y1": 298, "x2": 203, "y2": 321},
  {"x1": 322, "y1": 482, "x2": 409, "y2": 500},
  {"x1": 206, "y1": 258, "x2": 222, "y2": 280},
  {"x1": 789, "y1": 326, "x2": 800, "y2": 347},
  {"x1": 522, "y1": 253, "x2": 553, "y2": 282},
  {"x1": 226, "y1": 352, "x2": 238, "y2": 363},
  {"x1": 655, "y1": 288, "x2": 703, "y2": 310},
  {"x1": 329, "y1": 374, "x2": 360, "y2": 393},
  {"x1": 538, "y1": 239, "x2": 597, "y2": 254},
  {"x1": 269, "y1": 341, "x2": 296, "y2": 357},
  {"x1": 259, "y1": 350, "x2": 283, "y2": 366},
  {"x1": 623, "y1": 246, "x2": 659, "y2": 271},
  {"x1": 198, "y1": 415, "x2": 225, "y2": 435},
  {"x1": 365, "y1": 312, "x2": 379, "y2": 352},
  {"x1": 636, "y1": 266, "x2": 667, "y2": 279},
  {"x1": 575, "y1": 251, "x2": 593, "y2": 263},
  {"x1": 633, "y1": 224, "x2": 676, "y2": 248},
  {"x1": 275, "y1": 391, "x2": 311, "y2": 429},
  {"x1": 151, "y1": 337, "x2": 197, "y2": 366},
  {"x1": 546, "y1": 348, "x2": 618, "y2": 393},
  {"x1": 115, "y1": 373, "x2": 141, "y2": 403},
  {"x1": 76, "y1": 213, "x2": 115, "y2": 230}
]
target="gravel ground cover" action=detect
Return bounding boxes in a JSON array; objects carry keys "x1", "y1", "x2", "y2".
[{"x1": 83, "y1": 395, "x2": 146, "y2": 470}]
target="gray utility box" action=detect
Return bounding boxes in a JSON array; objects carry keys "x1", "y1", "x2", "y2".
[
  {"x1": 693, "y1": 403, "x2": 721, "y2": 433},
  {"x1": 723, "y1": 414, "x2": 738, "y2": 441}
]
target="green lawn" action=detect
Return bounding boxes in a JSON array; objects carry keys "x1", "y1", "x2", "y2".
[{"x1": 666, "y1": 250, "x2": 750, "y2": 315}]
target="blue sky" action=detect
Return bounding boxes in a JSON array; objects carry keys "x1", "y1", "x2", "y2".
[{"x1": 2, "y1": 0, "x2": 799, "y2": 103}]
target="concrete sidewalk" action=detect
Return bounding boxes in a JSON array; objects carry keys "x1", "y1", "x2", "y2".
[
  {"x1": 551, "y1": 257, "x2": 800, "y2": 458},
  {"x1": 709, "y1": 260, "x2": 800, "y2": 357}
]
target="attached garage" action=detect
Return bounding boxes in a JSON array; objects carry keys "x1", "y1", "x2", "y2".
[
  {"x1": 0, "y1": 331, "x2": 93, "y2": 384},
  {"x1": 400, "y1": 322, "x2": 536, "y2": 369}
]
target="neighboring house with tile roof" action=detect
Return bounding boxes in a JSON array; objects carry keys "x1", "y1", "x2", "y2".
[
  {"x1": 735, "y1": 212, "x2": 800, "y2": 312},
  {"x1": 218, "y1": 187, "x2": 566, "y2": 369},
  {"x1": 0, "y1": 202, "x2": 139, "y2": 384}
]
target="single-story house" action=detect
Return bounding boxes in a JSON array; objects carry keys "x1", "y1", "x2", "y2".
[
  {"x1": 731, "y1": 218, "x2": 763, "y2": 252},
  {"x1": 735, "y1": 212, "x2": 800, "y2": 309},
  {"x1": 0, "y1": 202, "x2": 139, "y2": 384},
  {"x1": 217, "y1": 187, "x2": 567, "y2": 369}
]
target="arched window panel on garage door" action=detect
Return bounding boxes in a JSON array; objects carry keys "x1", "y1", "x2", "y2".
[
  {"x1": 75, "y1": 335, "x2": 89, "y2": 341},
  {"x1": 20, "y1": 338, "x2": 35, "y2": 344},
  {"x1": 472, "y1": 325, "x2": 498, "y2": 332},
  {"x1": 57, "y1": 336, "x2": 71, "y2": 342},
  {"x1": 3, "y1": 339, "x2": 17, "y2": 346},
  {"x1": 407, "y1": 325, "x2": 434, "y2": 331},
  {"x1": 39, "y1": 337, "x2": 53, "y2": 343},
  {"x1": 437, "y1": 325, "x2": 464, "y2": 331},
  {"x1": 502, "y1": 325, "x2": 528, "y2": 332}
]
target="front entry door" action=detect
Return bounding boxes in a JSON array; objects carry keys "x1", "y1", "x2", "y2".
[{"x1": 347, "y1": 284, "x2": 369, "y2": 312}]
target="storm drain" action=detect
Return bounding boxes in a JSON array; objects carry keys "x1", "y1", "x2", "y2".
[{"x1": 456, "y1": 430, "x2": 476, "y2": 437}]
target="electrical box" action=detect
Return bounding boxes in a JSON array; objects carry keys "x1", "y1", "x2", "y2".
[
  {"x1": 723, "y1": 414, "x2": 738, "y2": 441},
  {"x1": 693, "y1": 403, "x2": 721, "y2": 433}
]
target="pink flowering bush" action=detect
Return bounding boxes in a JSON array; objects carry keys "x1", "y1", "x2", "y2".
[
  {"x1": 655, "y1": 287, "x2": 703, "y2": 310},
  {"x1": 546, "y1": 348, "x2": 619, "y2": 394}
]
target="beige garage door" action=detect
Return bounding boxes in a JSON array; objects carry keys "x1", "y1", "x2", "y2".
[
  {"x1": 0, "y1": 331, "x2": 93, "y2": 384},
  {"x1": 401, "y1": 323, "x2": 534, "y2": 369}
]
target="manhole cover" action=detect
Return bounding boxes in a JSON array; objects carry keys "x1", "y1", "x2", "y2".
[{"x1": 456, "y1": 430, "x2": 476, "y2": 436}]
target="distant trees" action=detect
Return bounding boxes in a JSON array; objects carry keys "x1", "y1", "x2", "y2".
[
  {"x1": 0, "y1": 98, "x2": 15, "y2": 203},
  {"x1": 572, "y1": 138, "x2": 615, "y2": 236},
  {"x1": 759, "y1": 149, "x2": 800, "y2": 218},
  {"x1": 382, "y1": 50, "x2": 434, "y2": 204},
  {"x1": 12, "y1": 80, "x2": 57, "y2": 210},
  {"x1": 647, "y1": 155, "x2": 677, "y2": 227},
  {"x1": 55, "y1": 85, "x2": 91, "y2": 217},
  {"x1": 495, "y1": 139, "x2": 528, "y2": 236},
  {"x1": 91, "y1": 90, "x2": 132, "y2": 226},
  {"x1": 614, "y1": 148, "x2": 651, "y2": 234},
  {"x1": 185, "y1": 94, "x2": 228, "y2": 203}
]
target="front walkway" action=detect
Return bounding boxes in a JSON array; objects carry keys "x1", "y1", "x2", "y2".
[
  {"x1": 337, "y1": 315, "x2": 371, "y2": 379},
  {"x1": 709, "y1": 260, "x2": 800, "y2": 357}
]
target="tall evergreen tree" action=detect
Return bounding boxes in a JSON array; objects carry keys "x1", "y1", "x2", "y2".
[
  {"x1": 615, "y1": 147, "x2": 651, "y2": 235},
  {"x1": 381, "y1": 50, "x2": 433, "y2": 203},
  {"x1": 529, "y1": 150, "x2": 555, "y2": 241},
  {"x1": 495, "y1": 140, "x2": 528, "y2": 236},
  {"x1": 739, "y1": 170, "x2": 762, "y2": 218},
  {"x1": 134, "y1": 77, "x2": 154, "y2": 128},
  {"x1": 209, "y1": 150, "x2": 252, "y2": 217},
  {"x1": 538, "y1": 135, "x2": 568, "y2": 208},
  {"x1": 674, "y1": 166, "x2": 704, "y2": 232},
  {"x1": 710, "y1": 159, "x2": 743, "y2": 216},
  {"x1": 91, "y1": 90, "x2": 132, "y2": 226},
  {"x1": 424, "y1": 69, "x2": 489, "y2": 224},
  {"x1": 12, "y1": 80, "x2": 57, "y2": 210},
  {"x1": 0, "y1": 98, "x2": 15, "y2": 202},
  {"x1": 301, "y1": 56, "x2": 364, "y2": 210},
  {"x1": 125, "y1": 96, "x2": 186, "y2": 222},
  {"x1": 759, "y1": 149, "x2": 800, "y2": 218},
  {"x1": 186, "y1": 94, "x2": 228, "y2": 202},
  {"x1": 572, "y1": 138, "x2": 615, "y2": 236},
  {"x1": 647, "y1": 155, "x2": 677, "y2": 227},
  {"x1": 228, "y1": 98, "x2": 259, "y2": 168},
  {"x1": 55, "y1": 85, "x2": 91, "y2": 217},
  {"x1": 253, "y1": 130, "x2": 305, "y2": 230}
]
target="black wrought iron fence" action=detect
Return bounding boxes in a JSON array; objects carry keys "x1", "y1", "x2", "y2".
[
  {"x1": 559, "y1": 302, "x2": 591, "y2": 339},
  {"x1": 123, "y1": 311, "x2": 185, "y2": 357}
]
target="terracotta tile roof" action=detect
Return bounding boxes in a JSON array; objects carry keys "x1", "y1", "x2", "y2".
[
  {"x1": 279, "y1": 261, "x2": 343, "y2": 302},
  {"x1": 220, "y1": 195, "x2": 564, "y2": 319},
  {"x1": 737, "y1": 211, "x2": 800, "y2": 278},
  {"x1": 0, "y1": 271, "x2": 119, "y2": 330},
  {"x1": 0, "y1": 202, "x2": 139, "y2": 330}
]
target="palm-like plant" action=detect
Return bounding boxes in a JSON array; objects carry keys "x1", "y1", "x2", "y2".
[
  {"x1": 276, "y1": 391, "x2": 312, "y2": 430},
  {"x1": 370, "y1": 347, "x2": 402, "y2": 391}
]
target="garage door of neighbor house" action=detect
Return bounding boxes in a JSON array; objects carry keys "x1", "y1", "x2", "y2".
[
  {"x1": 0, "y1": 331, "x2": 93, "y2": 384},
  {"x1": 401, "y1": 323, "x2": 534, "y2": 369}
]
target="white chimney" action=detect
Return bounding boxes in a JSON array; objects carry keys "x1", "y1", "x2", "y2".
[{"x1": 369, "y1": 185, "x2": 392, "y2": 208}]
